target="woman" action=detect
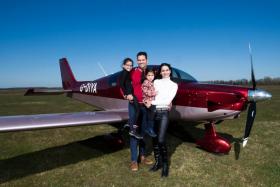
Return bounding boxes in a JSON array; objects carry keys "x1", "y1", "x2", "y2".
[
  {"x1": 146, "y1": 63, "x2": 178, "y2": 177},
  {"x1": 119, "y1": 57, "x2": 143, "y2": 140}
]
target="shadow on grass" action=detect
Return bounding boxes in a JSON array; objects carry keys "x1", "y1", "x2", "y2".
[
  {"x1": 0, "y1": 122, "x2": 240, "y2": 184},
  {"x1": 0, "y1": 132, "x2": 128, "y2": 184},
  {"x1": 167, "y1": 122, "x2": 242, "y2": 160}
]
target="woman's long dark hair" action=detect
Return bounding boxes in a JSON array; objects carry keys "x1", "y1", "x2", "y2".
[{"x1": 121, "y1": 58, "x2": 134, "y2": 69}]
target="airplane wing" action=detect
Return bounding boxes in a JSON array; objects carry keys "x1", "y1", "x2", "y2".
[{"x1": 0, "y1": 110, "x2": 128, "y2": 132}]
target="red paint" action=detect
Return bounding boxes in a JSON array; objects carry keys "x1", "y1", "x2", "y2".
[
  {"x1": 173, "y1": 82, "x2": 248, "y2": 111},
  {"x1": 68, "y1": 71, "x2": 249, "y2": 112},
  {"x1": 196, "y1": 123, "x2": 231, "y2": 154},
  {"x1": 60, "y1": 58, "x2": 77, "y2": 90}
]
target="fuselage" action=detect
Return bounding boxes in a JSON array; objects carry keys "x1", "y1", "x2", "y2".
[{"x1": 65, "y1": 65, "x2": 254, "y2": 123}]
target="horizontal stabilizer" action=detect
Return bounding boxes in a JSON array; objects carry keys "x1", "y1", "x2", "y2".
[
  {"x1": 0, "y1": 110, "x2": 128, "y2": 132},
  {"x1": 24, "y1": 88, "x2": 72, "y2": 96}
]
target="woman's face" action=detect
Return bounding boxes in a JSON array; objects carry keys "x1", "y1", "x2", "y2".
[
  {"x1": 160, "y1": 65, "x2": 171, "y2": 78},
  {"x1": 123, "y1": 61, "x2": 133, "y2": 71}
]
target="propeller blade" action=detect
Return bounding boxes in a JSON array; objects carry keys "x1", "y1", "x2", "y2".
[
  {"x1": 249, "y1": 43, "x2": 256, "y2": 90},
  {"x1": 242, "y1": 44, "x2": 258, "y2": 147},
  {"x1": 242, "y1": 102, "x2": 257, "y2": 147},
  {"x1": 234, "y1": 140, "x2": 241, "y2": 160}
]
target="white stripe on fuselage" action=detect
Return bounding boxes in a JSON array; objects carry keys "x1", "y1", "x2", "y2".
[
  {"x1": 71, "y1": 93, "x2": 241, "y2": 122},
  {"x1": 169, "y1": 105, "x2": 240, "y2": 122}
]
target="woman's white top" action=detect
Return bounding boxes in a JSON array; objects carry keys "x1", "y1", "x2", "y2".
[{"x1": 151, "y1": 77, "x2": 178, "y2": 109}]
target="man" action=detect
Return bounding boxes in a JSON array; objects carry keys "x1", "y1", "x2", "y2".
[{"x1": 126, "y1": 51, "x2": 153, "y2": 171}]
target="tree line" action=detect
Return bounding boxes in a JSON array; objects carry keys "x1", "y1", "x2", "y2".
[{"x1": 203, "y1": 76, "x2": 280, "y2": 85}]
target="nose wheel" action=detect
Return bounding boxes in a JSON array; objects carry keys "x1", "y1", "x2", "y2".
[{"x1": 196, "y1": 122, "x2": 231, "y2": 154}]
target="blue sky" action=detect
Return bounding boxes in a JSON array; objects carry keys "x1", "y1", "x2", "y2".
[{"x1": 0, "y1": 0, "x2": 279, "y2": 88}]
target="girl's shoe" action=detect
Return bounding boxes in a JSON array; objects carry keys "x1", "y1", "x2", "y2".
[
  {"x1": 129, "y1": 130, "x2": 143, "y2": 139},
  {"x1": 145, "y1": 128, "x2": 157, "y2": 137}
]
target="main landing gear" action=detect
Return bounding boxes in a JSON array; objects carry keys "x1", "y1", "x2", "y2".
[
  {"x1": 101, "y1": 124, "x2": 129, "y2": 149},
  {"x1": 104, "y1": 131, "x2": 125, "y2": 149},
  {"x1": 196, "y1": 122, "x2": 231, "y2": 154}
]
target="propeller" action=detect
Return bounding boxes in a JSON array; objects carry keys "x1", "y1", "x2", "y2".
[
  {"x1": 242, "y1": 43, "x2": 257, "y2": 147},
  {"x1": 249, "y1": 44, "x2": 256, "y2": 90}
]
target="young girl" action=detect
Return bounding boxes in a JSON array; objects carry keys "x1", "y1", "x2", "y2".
[
  {"x1": 119, "y1": 58, "x2": 143, "y2": 139},
  {"x1": 141, "y1": 69, "x2": 157, "y2": 137}
]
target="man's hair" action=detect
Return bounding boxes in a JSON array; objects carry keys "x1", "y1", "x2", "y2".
[{"x1": 137, "y1": 51, "x2": 148, "y2": 59}]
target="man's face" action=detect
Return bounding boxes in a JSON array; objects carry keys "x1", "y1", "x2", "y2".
[{"x1": 137, "y1": 55, "x2": 147, "y2": 70}]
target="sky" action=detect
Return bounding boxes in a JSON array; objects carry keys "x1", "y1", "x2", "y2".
[{"x1": 0, "y1": 0, "x2": 279, "y2": 88}]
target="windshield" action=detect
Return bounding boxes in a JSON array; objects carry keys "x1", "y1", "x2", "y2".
[
  {"x1": 146, "y1": 65, "x2": 197, "y2": 82},
  {"x1": 173, "y1": 68, "x2": 197, "y2": 82}
]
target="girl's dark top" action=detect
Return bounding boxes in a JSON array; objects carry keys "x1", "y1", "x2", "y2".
[{"x1": 119, "y1": 69, "x2": 133, "y2": 96}]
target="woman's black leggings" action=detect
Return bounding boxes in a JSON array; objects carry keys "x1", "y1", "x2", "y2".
[{"x1": 153, "y1": 110, "x2": 169, "y2": 145}]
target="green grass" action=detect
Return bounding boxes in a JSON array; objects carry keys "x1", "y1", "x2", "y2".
[{"x1": 0, "y1": 86, "x2": 279, "y2": 186}]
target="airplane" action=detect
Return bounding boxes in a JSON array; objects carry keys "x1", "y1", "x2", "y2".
[{"x1": 0, "y1": 51, "x2": 272, "y2": 154}]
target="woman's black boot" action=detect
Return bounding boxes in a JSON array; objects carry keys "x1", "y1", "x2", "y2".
[
  {"x1": 150, "y1": 144, "x2": 162, "y2": 171},
  {"x1": 160, "y1": 144, "x2": 169, "y2": 177}
]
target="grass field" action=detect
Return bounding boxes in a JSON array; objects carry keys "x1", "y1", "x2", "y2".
[{"x1": 0, "y1": 86, "x2": 279, "y2": 187}]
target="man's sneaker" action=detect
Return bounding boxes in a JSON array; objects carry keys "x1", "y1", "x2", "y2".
[
  {"x1": 140, "y1": 155, "x2": 153, "y2": 165},
  {"x1": 130, "y1": 161, "x2": 138, "y2": 171},
  {"x1": 129, "y1": 131, "x2": 143, "y2": 139},
  {"x1": 145, "y1": 128, "x2": 157, "y2": 138}
]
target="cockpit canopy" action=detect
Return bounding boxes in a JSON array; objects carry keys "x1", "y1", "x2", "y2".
[
  {"x1": 108, "y1": 65, "x2": 197, "y2": 87},
  {"x1": 172, "y1": 67, "x2": 197, "y2": 83},
  {"x1": 147, "y1": 65, "x2": 197, "y2": 83}
]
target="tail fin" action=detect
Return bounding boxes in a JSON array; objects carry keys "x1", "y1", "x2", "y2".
[{"x1": 59, "y1": 58, "x2": 77, "y2": 90}]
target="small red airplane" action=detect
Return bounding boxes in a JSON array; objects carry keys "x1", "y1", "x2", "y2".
[{"x1": 0, "y1": 52, "x2": 272, "y2": 154}]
